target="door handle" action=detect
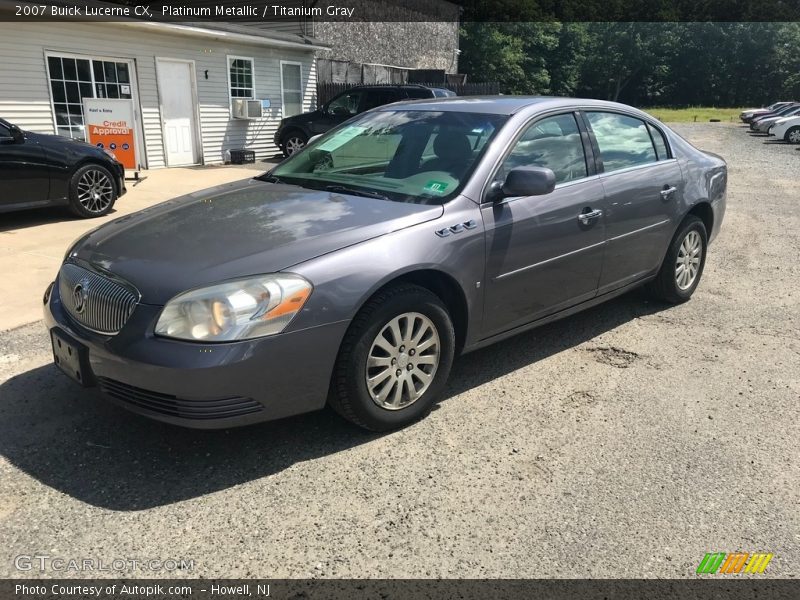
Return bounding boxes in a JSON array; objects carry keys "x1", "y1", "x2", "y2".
[
  {"x1": 660, "y1": 185, "x2": 677, "y2": 199},
  {"x1": 577, "y1": 209, "x2": 603, "y2": 225}
]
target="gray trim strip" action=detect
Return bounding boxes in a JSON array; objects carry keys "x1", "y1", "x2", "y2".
[
  {"x1": 494, "y1": 218, "x2": 671, "y2": 281},
  {"x1": 607, "y1": 219, "x2": 670, "y2": 242},
  {"x1": 495, "y1": 240, "x2": 606, "y2": 281}
]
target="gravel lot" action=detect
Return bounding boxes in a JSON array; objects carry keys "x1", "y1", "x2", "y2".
[{"x1": 0, "y1": 124, "x2": 797, "y2": 579}]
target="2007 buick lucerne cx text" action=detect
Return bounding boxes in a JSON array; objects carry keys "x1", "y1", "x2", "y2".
[{"x1": 44, "y1": 97, "x2": 726, "y2": 431}]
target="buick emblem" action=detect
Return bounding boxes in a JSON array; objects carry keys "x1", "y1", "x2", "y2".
[{"x1": 73, "y1": 278, "x2": 90, "y2": 314}]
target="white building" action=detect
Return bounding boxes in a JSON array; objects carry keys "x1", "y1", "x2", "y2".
[{"x1": 0, "y1": 18, "x2": 326, "y2": 169}]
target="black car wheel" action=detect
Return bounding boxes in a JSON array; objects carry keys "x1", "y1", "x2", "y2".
[
  {"x1": 68, "y1": 164, "x2": 117, "y2": 218},
  {"x1": 281, "y1": 131, "x2": 308, "y2": 157},
  {"x1": 329, "y1": 284, "x2": 455, "y2": 431},
  {"x1": 785, "y1": 126, "x2": 800, "y2": 144},
  {"x1": 647, "y1": 215, "x2": 708, "y2": 304}
]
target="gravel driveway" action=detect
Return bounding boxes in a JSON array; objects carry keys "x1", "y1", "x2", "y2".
[{"x1": 0, "y1": 124, "x2": 797, "y2": 579}]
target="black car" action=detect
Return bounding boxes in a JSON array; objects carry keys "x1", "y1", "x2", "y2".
[
  {"x1": 274, "y1": 85, "x2": 456, "y2": 156},
  {"x1": 0, "y1": 118, "x2": 125, "y2": 218}
]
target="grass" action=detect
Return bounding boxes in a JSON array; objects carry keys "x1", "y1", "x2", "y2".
[{"x1": 642, "y1": 107, "x2": 750, "y2": 123}]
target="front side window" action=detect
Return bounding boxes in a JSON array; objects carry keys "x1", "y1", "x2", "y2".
[
  {"x1": 586, "y1": 112, "x2": 657, "y2": 172},
  {"x1": 326, "y1": 91, "x2": 362, "y2": 117},
  {"x1": 269, "y1": 110, "x2": 507, "y2": 204},
  {"x1": 495, "y1": 113, "x2": 588, "y2": 185},
  {"x1": 281, "y1": 62, "x2": 302, "y2": 117},
  {"x1": 228, "y1": 57, "x2": 254, "y2": 99}
]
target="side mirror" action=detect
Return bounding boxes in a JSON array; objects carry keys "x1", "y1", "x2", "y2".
[
  {"x1": 500, "y1": 166, "x2": 556, "y2": 198},
  {"x1": 308, "y1": 134, "x2": 322, "y2": 144},
  {"x1": 10, "y1": 125, "x2": 24, "y2": 142},
  {"x1": 1, "y1": 125, "x2": 23, "y2": 144}
]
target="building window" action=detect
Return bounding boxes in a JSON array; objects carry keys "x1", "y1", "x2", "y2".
[
  {"x1": 228, "y1": 56, "x2": 255, "y2": 99},
  {"x1": 46, "y1": 54, "x2": 133, "y2": 141},
  {"x1": 281, "y1": 62, "x2": 302, "y2": 117}
]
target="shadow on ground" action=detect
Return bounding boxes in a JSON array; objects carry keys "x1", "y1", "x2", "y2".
[
  {"x1": 0, "y1": 206, "x2": 118, "y2": 233},
  {"x1": 0, "y1": 290, "x2": 666, "y2": 511}
]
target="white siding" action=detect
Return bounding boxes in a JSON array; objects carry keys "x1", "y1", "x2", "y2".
[{"x1": 0, "y1": 22, "x2": 317, "y2": 168}]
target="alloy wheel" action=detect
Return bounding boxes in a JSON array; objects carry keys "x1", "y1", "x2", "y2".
[
  {"x1": 788, "y1": 128, "x2": 800, "y2": 144},
  {"x1": 77, "y1": 169, "x2": 114, "y2": 213},
  {"x1": 285, "y1": 136, "x2": 305, "y2": 155},
  {"x1": 675, "y1": 230, "x2": 703, "y2": 290},
  {"x1": 365, "y1": 312, "x2": 440, "y2": 410}
]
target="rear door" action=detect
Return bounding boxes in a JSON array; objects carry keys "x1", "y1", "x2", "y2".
[
  {"x1": 0, "y1": 123, "x2": 50, "y2": 208},
  {"x1": 583, "y1": 111, "x2": 684, "y2": 293},
  {"x1": 481, "y1": 112, "x2": 606, "y2": 336}
]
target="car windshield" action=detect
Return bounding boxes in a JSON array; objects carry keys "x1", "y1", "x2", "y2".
[{"x1": 267, "y1": 110, "x2": 508, "y2": 204}]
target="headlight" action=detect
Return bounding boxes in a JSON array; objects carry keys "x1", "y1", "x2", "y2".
[
  {"x1": 155, "y1": 274, "x2": 312, "y2": 342},
  {"x1": 102, "y1": 148, "x2": 117, "y2": 160}
]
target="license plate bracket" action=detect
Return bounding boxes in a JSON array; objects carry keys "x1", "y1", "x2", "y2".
[{"x1": 51, "y1": 329, "x2": 94, "y2": 387}]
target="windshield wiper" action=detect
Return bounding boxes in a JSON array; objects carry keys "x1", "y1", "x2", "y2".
[
  {"x1": 255, "y1": 174, "x2": 283, "y2": 183},
  {"x1": 324, "y1": 185, "x2": 390, "y2": 201}
]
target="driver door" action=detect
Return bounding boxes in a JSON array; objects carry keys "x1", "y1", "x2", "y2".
[
  {"x1": 0, "y1": 122, "x2": 50, "y2": 208},
  {"x1": 481, "y1": 112, "x2": 606, "y2": 337}
]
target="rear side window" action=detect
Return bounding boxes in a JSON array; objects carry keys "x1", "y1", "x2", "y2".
[
  {"x1": 404, "y1": 88, "x2": 433, "y2": 99},
  {"x1": 647, "y1": 123, "x2": 670, "y2": 160},
  {"x1": 586, "y1": 112, "x2": 657, "y2": 172},
  {"x1": 361, "y1": 90, "x2": 403, "y2": 111}
]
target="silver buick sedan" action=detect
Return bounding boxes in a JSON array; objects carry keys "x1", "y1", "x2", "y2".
[{"x1": 45, "y1": 97, "x2": 726, "y2": 431}]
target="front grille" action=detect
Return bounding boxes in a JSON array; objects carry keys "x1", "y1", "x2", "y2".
[
  {"x1": 98, "y1": 377, "x2": 264, "y2": 420},
  {"x1": 58, "y1": 263, "x2": 139, "y2": 335}
]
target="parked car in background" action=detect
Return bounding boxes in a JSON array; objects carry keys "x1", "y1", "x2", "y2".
[
  {"x1": 740, "y1": 102, "x2": 793, "y2": 123},
  {"x1": 769, "y1": 115, "x2": 800, "y2": 143},
  {"x1": 750, "y1": 103, "x2": 800, "y2": 131},
  {"x1": 0, "y1": 117, "x2": 125, "y2": 217},
  {"x1": 752, "y1": 104, "x2": 800, "y2": 132},
  {"x1": 274, "y1": 85, "x2": 457, "y2": 156},
  {"x1": 45, "y1": 97, "x2": 726, "y2": 432}
]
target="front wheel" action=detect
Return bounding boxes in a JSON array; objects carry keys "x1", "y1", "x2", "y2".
[
  {"x1": 784, "y1": 126, "x2": 800, "y2": 144},
  {"x1": 280, "y1": 131, "x2": 308, "y2": 157},
  {"x1": 647, "y1": 216, "x2": 708, "y2": 304},
  {"x1": 329, "y1": 284, "x2": 455, "y2": 431},
  {"x1": 68, "y1": 164, "x2": 117, "y2": 218}
]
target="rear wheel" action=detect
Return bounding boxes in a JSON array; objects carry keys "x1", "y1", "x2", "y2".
[
  {"x1": 280, "y1": 131, "x2": 307, "y2": 157},
  {"x1": 647, "y1": 216, "x2": 707, "y2": 304},
  {"x1": 784, "y1": 126, "x2": 800, "y2": 144},
  {"x1": 68, "y1": 164, "x2": 117, "y2": 218},
  {"x1": 329, "y1": 284, "x2": 455, "y2": 431}
]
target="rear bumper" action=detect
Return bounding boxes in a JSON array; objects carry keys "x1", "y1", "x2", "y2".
[{"x1": 44, "y1": 278, "x2": 348, "y2": 429}]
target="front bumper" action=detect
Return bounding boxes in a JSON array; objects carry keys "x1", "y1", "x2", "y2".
[{"x1": 44, "y1": 277, "x2": 348, "y2": 428}]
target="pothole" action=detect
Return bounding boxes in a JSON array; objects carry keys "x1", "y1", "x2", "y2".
[{"x1": 585, "y1": 346, "x2": 641, "y2": 368}]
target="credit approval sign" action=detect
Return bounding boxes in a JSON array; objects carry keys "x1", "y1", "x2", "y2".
[{"x1": 83, "y1": 98, "x2": 137, "y2": 170}]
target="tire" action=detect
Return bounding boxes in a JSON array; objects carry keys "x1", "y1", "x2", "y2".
[
  {"x1": 68, "y1": 164, "x2": 117, "y2": 218},
  {"x1": 784, "y1": 126, "x2": 800, "y2": 144},
  {"x1": 280, "y1": 130, "x2": 308, "y2": 157},
  {"x1": 329, "y1": 284, "x2": 456, "y2": 431},
  {"x1": 647, "y1": 215, "x2": 708, "y2": 304}
]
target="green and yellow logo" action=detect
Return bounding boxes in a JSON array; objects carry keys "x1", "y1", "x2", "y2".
[{"x1": 696, "y1": 552, "x2": 773, "y2": 574}]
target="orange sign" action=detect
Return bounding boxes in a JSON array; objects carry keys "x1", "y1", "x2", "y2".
[{"x1": 83, "y1": 99, "x2": 137, "y2": 170}]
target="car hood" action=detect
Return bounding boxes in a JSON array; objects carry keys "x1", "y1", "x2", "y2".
[{"x1": 70, "y1": 178, "x2": 443, "y2": 304}]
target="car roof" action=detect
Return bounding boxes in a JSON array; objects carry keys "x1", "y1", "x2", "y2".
[{"x1": 373, "y1": 95, "x2": 656, "y2": 117}]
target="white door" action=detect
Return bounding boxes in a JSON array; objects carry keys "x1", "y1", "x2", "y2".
[{"x1": 156, "y1": 59, "x2": 198, "y2": 166}]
